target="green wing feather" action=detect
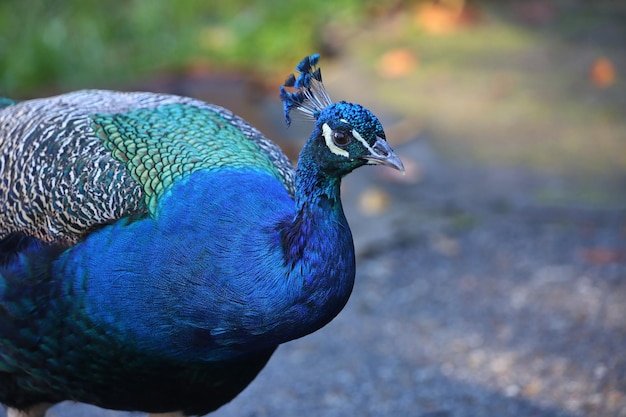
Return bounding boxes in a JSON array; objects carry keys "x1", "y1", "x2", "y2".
[{"x1": 94, "y1": 103, "x2": 289, "y2": 216}]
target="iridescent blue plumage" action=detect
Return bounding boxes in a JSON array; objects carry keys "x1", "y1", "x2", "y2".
[{"x1": 0, "y1": 54, "x2": 403, "y2": 417}]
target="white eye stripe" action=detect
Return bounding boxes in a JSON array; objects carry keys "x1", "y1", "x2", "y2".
[
  {"x1": 352, "y1": 129, "x2": 375, "y2": 154},
  {"x1": 322, "y1": 123, "x2": 349, "y2": 157}
]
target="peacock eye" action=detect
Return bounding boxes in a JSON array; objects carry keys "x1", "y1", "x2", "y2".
[{"x1": 332, "y1": 131, "x2": 352, "y2": 147}]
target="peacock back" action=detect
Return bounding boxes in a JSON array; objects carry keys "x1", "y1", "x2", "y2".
[{"x1": 0, "y1": 90, "x2": 295, "y2": 245}]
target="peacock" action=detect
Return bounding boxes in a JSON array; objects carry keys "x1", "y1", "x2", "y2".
[{"x1": 0, "y1": 54, "x2": 403, "y2": 417}]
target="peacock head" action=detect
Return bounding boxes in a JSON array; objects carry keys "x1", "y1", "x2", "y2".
[{"x1": 280, "y1": 54, "x2": 404, "y2": 177}]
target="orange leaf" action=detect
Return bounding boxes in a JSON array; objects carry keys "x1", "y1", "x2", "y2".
[
  {"x1": 415, "y1": 1, "x2": 465, "y2": 35},
  {"x1": 589, "y1": 57, "x2": 617, "y2": 88},
  {"x1": 377, "y1": 48, "x2": 418, "y2": 79}
]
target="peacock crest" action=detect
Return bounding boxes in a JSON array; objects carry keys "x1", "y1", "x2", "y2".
[{"x1": 279, "y1": 53, "x2": 333, "y2": 126}]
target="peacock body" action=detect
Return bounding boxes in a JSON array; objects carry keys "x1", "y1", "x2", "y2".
[{"x1": 0, "y1": 54, "x2": 403, "y2": 417}]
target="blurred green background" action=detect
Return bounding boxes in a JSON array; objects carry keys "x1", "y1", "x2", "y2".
[
  {"x1": 0, "y1": 0, "x2": 372, "y2": 93},
  {"x1": 1, "y1": 0, "x2": 625, "y2": 205}
]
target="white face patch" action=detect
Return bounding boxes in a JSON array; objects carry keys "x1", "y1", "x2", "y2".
[{"x1": 322, "y1": 123, "x2": 349, "y2": 158}]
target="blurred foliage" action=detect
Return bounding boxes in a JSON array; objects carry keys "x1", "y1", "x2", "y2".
[
  {"x1": 0, "y1": 0, "x2": 380, "y2": 96},
  {"x1": 2, "y1": 0, "x2": 625, "y2": 187}
]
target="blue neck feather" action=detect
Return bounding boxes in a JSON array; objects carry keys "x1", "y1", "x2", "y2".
[
  {"x1": 277, "y1": 143, "x2": 354, "y2": 336},
  {"x1": 282, "y1": 145, "x2": 343, "y2": 265}
]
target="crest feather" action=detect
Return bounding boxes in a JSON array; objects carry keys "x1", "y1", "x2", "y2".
[{"x1": 279, "y1": 53, "x2": 333, "y2": 126}]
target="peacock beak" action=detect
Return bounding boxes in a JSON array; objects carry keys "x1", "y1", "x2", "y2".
[{"x1": 362, "y1": 136, "x2": 405, "y2": 173}]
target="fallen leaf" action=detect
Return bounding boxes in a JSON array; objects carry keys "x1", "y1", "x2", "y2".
[
  {"x1": 589, "y1": 57, "x2": 617, "y2": 88},
  {"x1": 414, "y1": 0, "x2": 466, "y2": 35},
  {"x1": 377, "y1": 48, "x2": 418, "y2": 79},
  {"x1": 358, "y1": 188, "x2": 390, "y2": 216}
]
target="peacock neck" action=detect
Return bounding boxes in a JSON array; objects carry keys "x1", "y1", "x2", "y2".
[
  {"x1": 292, "y1": 141, "x2": 346, "y2": 214},
  {"x1": 274, "y1": 150, "x2": 355, "y2": 341},
  {"x1": 284, "y1": 151, "x2": 345, "y2": 264}
]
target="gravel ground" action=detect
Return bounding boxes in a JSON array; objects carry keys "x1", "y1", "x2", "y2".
[{"x1": 4, "y1": 137, "x2": 622, "y2": 417}]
